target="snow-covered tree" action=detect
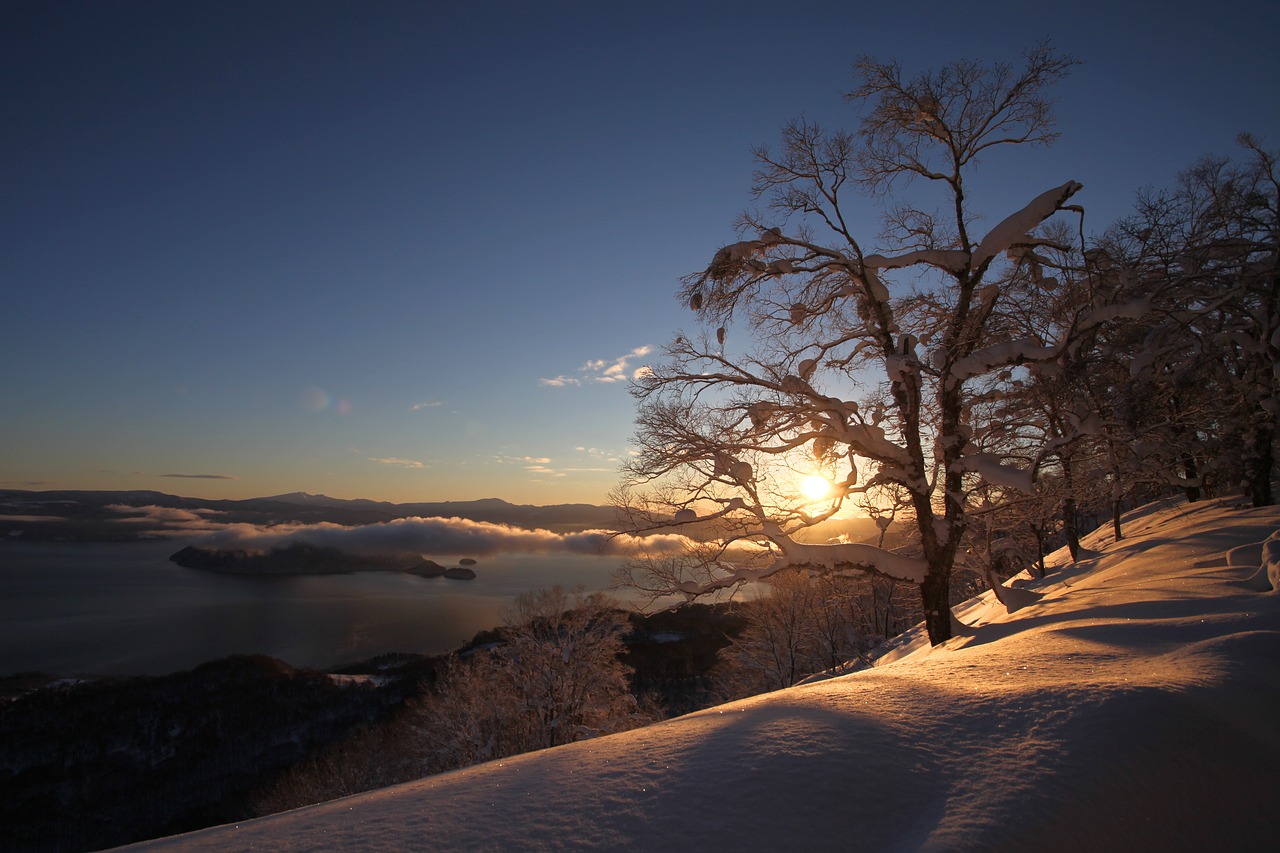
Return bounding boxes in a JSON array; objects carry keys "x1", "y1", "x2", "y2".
[
  {"x1": 714, "y1": 570, "x2": 886, "y2": 698},
  {"x1": 983, "y1": 221, "x2": 1163, "y2": 547},
  {"x1": 1109, "y1": 135, "x2": 1279, "y2": 507},
  {"x1": 414, "y1": 586, "x2": 646, "y2": 771},
  {"x1": 496, "y1": 586, "x2": 642, "y2": 748},
  {"x1": 617, "y1": 45, "x2": 1123, "y2": 645}
]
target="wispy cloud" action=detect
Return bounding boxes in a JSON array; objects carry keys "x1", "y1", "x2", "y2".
[
  {"x1": 540, "y1": 345, "x2": 654, "y2": 387},
  {"x1": 575, "y1": 446, "x2": 624, "y2": 463},
  {"x1": 494, "y1": 454, "x2": 551, "y2": 466},
  {"x1": 370, "y1": 457, "x2": 427, "y2": 469},
  {"x1": 161, "y1": 473, "x2": 238, "y2": 480},
  {"x1": 107, "y1": 504, "x2": 229, "y2": 535},
  {"x1": 494, "y1": 449, "x2": 623, "y2": 480},
  {"x1": 516, "y1": 455, "x2": 564, "y2": 478},
  {"x1": 409, "y1": 400, "x2": 445, "y2": 412}
]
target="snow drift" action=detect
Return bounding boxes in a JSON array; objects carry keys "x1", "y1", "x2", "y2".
[{"x1": 122, "y1": 496, "x2": 1280, "y2": 852}]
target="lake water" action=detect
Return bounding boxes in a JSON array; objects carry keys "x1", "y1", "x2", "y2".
[{"x1": 0, "y1": 540, "x2": 630, "y2": 677}]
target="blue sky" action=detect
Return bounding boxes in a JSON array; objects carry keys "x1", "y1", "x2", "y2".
[{"x1": 3, "y1": 0, "x2": 1278, "y2": 505}]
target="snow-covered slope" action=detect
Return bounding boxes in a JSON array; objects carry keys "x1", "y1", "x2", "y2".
[{"x1": 122, "y1": 497, "x2": 1280, "y2": 852}]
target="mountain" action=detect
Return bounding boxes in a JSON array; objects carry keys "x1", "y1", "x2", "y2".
[
  {"x1": 0, "y1": 489, "x2": 619, "y2": 539},
  {"x1": 122, "y1": 496, "x2": 1280, "y2": 851},
  {"x1": 260, "y1": 491, "x2": 365, "y2": 506}
]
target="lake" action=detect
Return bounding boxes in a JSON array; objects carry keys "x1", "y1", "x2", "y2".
[{"x1": 0, "y1": 539, "x2": 631, "y2": 677}]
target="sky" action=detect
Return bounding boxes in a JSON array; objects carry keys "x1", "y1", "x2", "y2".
[{"x1": 3, "y1": 0, "x2": 1278, "y2": 506}]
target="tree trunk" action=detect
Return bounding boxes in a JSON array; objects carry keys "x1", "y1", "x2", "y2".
[
  {"x1": 1029, "y1": 520, "x2": 1047, "y2": 577},
  {"x1": 1056, "y1": 450, "x2": 1082, "y2": 561},
  {"x1": 920, "y1": 569, "x2": 952, "y2": 646},
  {"x1": 1250, "y1": 421, "x2": 1275, "y2": 507},
  {"x1": 1169, "y1": 393, "x2": 1201, "y2": 503},
  {"x1": 1062, "y1": 496, "x2": 1080, "y2": 561},
  {"x1": 1182, "y1": 452, "x2": 1202, "y2": 503}
]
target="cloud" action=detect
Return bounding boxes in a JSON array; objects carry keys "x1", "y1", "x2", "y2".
[
  {"x1": 409, "y1": 400, "x2": 445, "y2": 411},
  {"x1": 523, "y1": 457, "x2": 564, "y2": 477},
  {"x1": 576, "y1": 447, "x2": 623, "y2": 463},
  {"x1": 494, "y1": 451, "x2": 620, "y2": 481},
  {"x1": 541, "y1": 345, "x2": 654, "y2": 387},
  {"x1": 107, "y1": 504, "x2": 229, "y2": 534},
  {"x1": 370, "y1": 457, "x2": 427, "y2": 469},
  {"x1": 195, "y1": 515, "x2": 700, "y2": 559},
  {"x1": 162, "y1": 473, "x2": 238, "y2": 480}
]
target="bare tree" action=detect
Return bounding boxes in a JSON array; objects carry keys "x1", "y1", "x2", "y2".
[{"x1": 616, "y1": 45, "x2": 1133, "y2": 645}]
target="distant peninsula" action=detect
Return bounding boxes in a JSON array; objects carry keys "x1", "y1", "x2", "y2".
[{"x1": 170, "y1": 542, "x2": 477, "y2": 579}]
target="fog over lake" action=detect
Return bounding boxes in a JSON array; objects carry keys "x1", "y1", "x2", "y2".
[{"x1": 0, "y1": 540, "x2": 627, "y2": 676}]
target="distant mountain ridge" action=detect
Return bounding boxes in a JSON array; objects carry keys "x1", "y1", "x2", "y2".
[
  {"x1": 0, "y1": 488, "x2": 879, "y2": 544},
  {"x1": 0, "y1": 488, "x2": 620, "y2": 540}
]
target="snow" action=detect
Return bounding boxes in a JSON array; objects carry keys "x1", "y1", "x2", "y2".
[
  {"x1": 120, "y1": 496, "x2": 1280, "y2": 852},
  {"x1": 1074, "y1": 295, "x2": 1154, "y2": 333},
  {"x1": 953, "y1": 452, "x2": 1035, "y2": 494},
  {"x1": 951, "y1": 338, "x2": 1060, "y2": 381},
  {"x1": 833, "y1": 422, "x2": 913, "y2": 467},
  {"x1": 863, "y1": 248, "x2": 969, "y2": 274},
  {"x1": 776, "y1": 540, "x2": 928, "y2": 584},
  {"x1": 971, "y1": 181, "x2": 1084, "y2": 269}
]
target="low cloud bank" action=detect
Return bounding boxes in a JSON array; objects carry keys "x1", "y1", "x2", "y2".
[{"x1": 192, "y1": 515, "x2": 696, "y2": 558}]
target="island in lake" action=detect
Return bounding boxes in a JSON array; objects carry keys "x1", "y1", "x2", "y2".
[{"x1": 170, "y1": 542, "x2": 477, "y2": 579}]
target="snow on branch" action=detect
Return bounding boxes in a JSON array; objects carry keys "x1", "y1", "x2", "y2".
[
  {"x1": 704, "y1": 240, "x2": 772, "y2": 282},
  {"x1": 672, "y1": 538, "x2": 928, "y2": 599},
  {"x1": 1073, "y1": 295, "x2": 1153, "y2": 333},
  {"x1": 779, "y1": 541, "x2": 927, "y2": 584},
  {"x1": 971, "y1": 181, "x2": 1084, "y2": 268},
  {"x1": 952, "y1": 453, "x2": 1034, "y2": 494},
  {"x1": 831, "y1": 422, "x2": 914, "y2": 466},
  {"x1": 863, "y1": 248, "x2": 970, "y2": 274},
  {"x1": 951, "y1": 338, "x2": 1060, "y2": 381}
]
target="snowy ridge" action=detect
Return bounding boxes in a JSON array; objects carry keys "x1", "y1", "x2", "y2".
[{"x1": 122, "y1": 497, "x2": 1280, "y2": 852}]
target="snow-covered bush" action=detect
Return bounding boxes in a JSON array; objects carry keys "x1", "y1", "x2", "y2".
[{"x1": 414, "y1": 586, "x2": 651, "y2": 771}]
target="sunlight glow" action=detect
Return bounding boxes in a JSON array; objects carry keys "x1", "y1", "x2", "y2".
[{"x1": 799, "y1": 474, "x2": 832, "y2": 502}]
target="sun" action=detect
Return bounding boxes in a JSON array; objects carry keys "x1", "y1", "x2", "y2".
[{"x1": 799, "y1": 474, "x2": 832, "y2": 502}]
